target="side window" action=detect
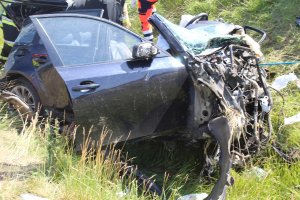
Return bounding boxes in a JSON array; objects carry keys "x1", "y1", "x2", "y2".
[
  {"x1": 37, "y1": 17, "x2": 141, "y2": 66},
  {"x1": 107, "y1": 25, "x2": 142, "y2": 61},
  {"x1": 15, "y1": 23, "x2": 36, "y2": 44}
]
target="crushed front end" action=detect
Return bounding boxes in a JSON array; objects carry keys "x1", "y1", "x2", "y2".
[
  {"x1": 150, "y1": 13, "x2": 272, "y2": 200},
  {"x1": 188, "y1": 44, "x2": 272, "y2": 199}
]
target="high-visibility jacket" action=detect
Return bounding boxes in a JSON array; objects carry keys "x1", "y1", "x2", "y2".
[
  {"x1": 138, "y1": 0, "x2": 157, "y2": 41},
  {"x1": 0, "y1": 11, "x2": 19, "y2": 61}
]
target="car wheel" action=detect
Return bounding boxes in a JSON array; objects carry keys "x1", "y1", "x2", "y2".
[{"x1": 10, "y1": 78, "x2": 41, "y2": 113}]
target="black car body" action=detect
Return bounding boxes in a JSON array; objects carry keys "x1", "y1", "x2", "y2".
[
  {"x1": 3, "y1": 13, "x2": 190, "y2": 143},
  {"x1": 0, "y1": 11, "x2": 272, "y2": 200}
]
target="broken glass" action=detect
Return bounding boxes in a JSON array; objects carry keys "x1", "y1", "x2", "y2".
[{"x1": 156, "y1": 14, "x2": 246, "y2": 55}]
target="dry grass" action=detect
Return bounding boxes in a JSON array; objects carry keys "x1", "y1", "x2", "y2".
[
  {"x1": 0, "y1": 111, "x2": 148, "y2": 200},
  {"x1": 0, "y1": 114, "x2": 64, "y2": 199}
]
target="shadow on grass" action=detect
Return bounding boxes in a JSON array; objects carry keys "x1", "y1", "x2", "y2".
[{"x1": 0, "y1": 163, "x2": 43, "y2": 181}]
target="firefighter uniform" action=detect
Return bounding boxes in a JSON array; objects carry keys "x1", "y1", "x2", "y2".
[
  {"x1": 138, "y1": 0, "x2": 157, "y2": 41},
  {"x1": 0, "y1": 11, "x2": 19, "y2": 62}
]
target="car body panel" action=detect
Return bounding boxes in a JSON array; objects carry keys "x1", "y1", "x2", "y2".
[
  {"x1": 0, "y1": 11, "x2": 273, "y2": 200},
  {"x1": 27, "y1": 14, "x2": 189, "y2": 142}
]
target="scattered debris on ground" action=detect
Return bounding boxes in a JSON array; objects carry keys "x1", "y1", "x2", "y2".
[
  {"x1": 177, "y1": 193, "x2": 208, "y2": 200},
  {"x1": 271, "y1": 73, "x2": 299, "y2": 91},
  {"x1": 246, "y1": 167, "x2": 268, "y2": 180},
  {"x1": 20, "y1": 193, "x2": 49, "y2": 200},
  {"x1": 284, "y1": 112, "x2": 300, "y2": 125}
]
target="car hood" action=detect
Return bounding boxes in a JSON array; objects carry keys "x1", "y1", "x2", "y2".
[{"x1": 150, "y1": 14, "x2": 246, "y2": 56}]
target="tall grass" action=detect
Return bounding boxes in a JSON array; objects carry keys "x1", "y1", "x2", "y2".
[
  {"x1": 45, "y1": 125, "x2": 146, "y2": 200},
  {"x1": 1, "y1": 0, "x2": 300, "y2": 199},
  {"x1": 0, "y1": 110, "x2": 154, "y2": 199}
]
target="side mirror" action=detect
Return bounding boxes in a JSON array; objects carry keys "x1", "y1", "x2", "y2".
[{"x1": 132, "y1": 42, "x2": 159, "y2": 59}]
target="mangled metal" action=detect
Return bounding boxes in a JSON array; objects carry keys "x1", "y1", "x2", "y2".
[
  {"x1": 0, "y1": 90, "x2": 34, "y2": 119},
  {"x1": 150, "y1": 13, "x2": 272, "y2": 200},
  {"x1": 189, "y1": 48, "x2": 270, "y2": 199},
  {"x1": 0, "y1": 11, "x2": 274, "y2": 200}
]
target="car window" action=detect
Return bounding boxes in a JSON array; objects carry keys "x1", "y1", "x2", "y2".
[
  {"x1": 15, "y1": 23, "x2": 36, "y2": 45},
  {"x1": 107, "y1": 25, "x2": 141, "y2": 61},
  {"x1": 36, "y1": 17, "x2": 142, "y2": 66}
]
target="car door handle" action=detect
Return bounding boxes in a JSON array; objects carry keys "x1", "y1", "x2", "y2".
[
  {"x1": 16, "y1": 48, "x2": 28, "y2": 57},
  {"x1": 32, "y1": 54, "x2": 48, "y2": 64},
  {"x1": 72, "y1": 83, "x2": 100, "y2": 92}
]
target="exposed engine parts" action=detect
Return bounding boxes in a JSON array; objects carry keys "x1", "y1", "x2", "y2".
[
  {"x1": 191, "y1": 44, "x2": 272, "y2": 146},
  {"x1": 187, "y1": 44, "x2": 272, "y2": 199},
  {"x1": 0, "y1": 10, "x2": 275, "y2": 199}
]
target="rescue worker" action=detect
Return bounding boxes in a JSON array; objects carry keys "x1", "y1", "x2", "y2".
[
  {"x1": 0, "y1": 5, "x2": 20, "y2": 63},
  {"x1": 132, "y1": 0, "x2": 157, "y2": 41}
]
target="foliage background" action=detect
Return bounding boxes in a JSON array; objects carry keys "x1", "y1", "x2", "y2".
[{"x1": 0, "y1": 0, "x2": 300, "y2": 199}]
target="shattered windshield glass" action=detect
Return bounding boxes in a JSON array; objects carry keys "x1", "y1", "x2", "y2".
[{"x1": 156, "y1": 14, "x2": 246, "y2": 55}]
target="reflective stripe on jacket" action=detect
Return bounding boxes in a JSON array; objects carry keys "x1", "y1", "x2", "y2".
[
  {"x1": 1, "y1": 12, "x2": 19, "y2": 58},
  {"x1": 138, "y1": 0, "x2": 157, "y2": 41}
]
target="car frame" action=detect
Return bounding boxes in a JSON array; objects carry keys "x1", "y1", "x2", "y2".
[{"x1": 0, "y1": 11, "x2": 272, "y2": 200}]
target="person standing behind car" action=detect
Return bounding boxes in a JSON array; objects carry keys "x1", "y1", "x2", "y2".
[
  {"x1": 0, "y1": 0, "x2": 67, "y2": 64},
  {"x1": 132, "y1": 0, "x2": 157, "y2": 41},
  {"x1": 0, "y1": 4, "x2": 20, "y2": 63}
]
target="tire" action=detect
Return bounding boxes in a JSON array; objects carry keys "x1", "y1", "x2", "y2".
[{"x1": 10, "y1": 77, "x2": 41, "y2": 113}]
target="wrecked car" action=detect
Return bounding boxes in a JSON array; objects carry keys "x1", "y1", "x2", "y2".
[{"x1": 0, "y1": 10, "x2": 272, "y2": 200}]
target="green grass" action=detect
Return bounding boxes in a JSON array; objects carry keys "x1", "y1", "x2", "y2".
[
  {"x1": 128, "y1": 1, "x2": 300, "y2": 199},
  {"x1": 1, "y1": 0, "x2": 300, "y2": 199},
  {"x1": 228, "y1": 160, "x2": 300, "y2": 200},
  {"x1": 0, "y1": 113, "x2": 151, "y2": 200},
  {"x1": 129, "y1": 0, "x2": 300, "y2": 61}
]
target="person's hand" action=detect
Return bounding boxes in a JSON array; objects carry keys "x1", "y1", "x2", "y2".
[{"x1": 131, "y1": 0, "x2": 136, "y2": 8}]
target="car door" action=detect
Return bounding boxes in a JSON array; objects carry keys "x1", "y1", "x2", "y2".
[{"x1": 30, "y1": 14, "x2": 188, "y2": 143}]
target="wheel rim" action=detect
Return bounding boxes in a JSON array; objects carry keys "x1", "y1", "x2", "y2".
[{"x1": 11, "y1": 85, "x2": 36, "y2": 111}]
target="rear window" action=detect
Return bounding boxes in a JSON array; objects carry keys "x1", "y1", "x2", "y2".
[{"x1": 15, "y1": 23, "x2": 36, "y2": 45}]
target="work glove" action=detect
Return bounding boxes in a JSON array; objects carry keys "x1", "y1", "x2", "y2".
[{"x1": 131, "y1": 0, "x2": 136, "y2": 8}]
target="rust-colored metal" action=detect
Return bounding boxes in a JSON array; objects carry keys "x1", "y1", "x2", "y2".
[{"x1": 0, "y1": 90, "x2": 34, "y2": 119}]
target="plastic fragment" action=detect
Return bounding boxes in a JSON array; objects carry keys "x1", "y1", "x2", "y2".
[
  {"x1": 284, "y1": 112, "x2": 300, "y2": 125},
  {"x1": 177, "y1": 193, "x2": 208, "y2": 200},
  {"x1": 248, "y1": 167, "x2": 268, "y2": 180},
  {"x1": 243, "y1": 34, "x2": 263, "y2": 58},
  {"x1": 116, "y1": 191, "x2": 127, "y2": 198},
  {"x1": 271, "y1": 73, "x2": 298, "y2": 91},
  {"x1": 20, "y1": 194, "x2": 48, "y2": 200},
  {"x1": 233, "y1": 26, "x2": 263, "y2": 58},
  {"x1": 259, "y1": 96, "x2": 270, "y2": 113}
]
